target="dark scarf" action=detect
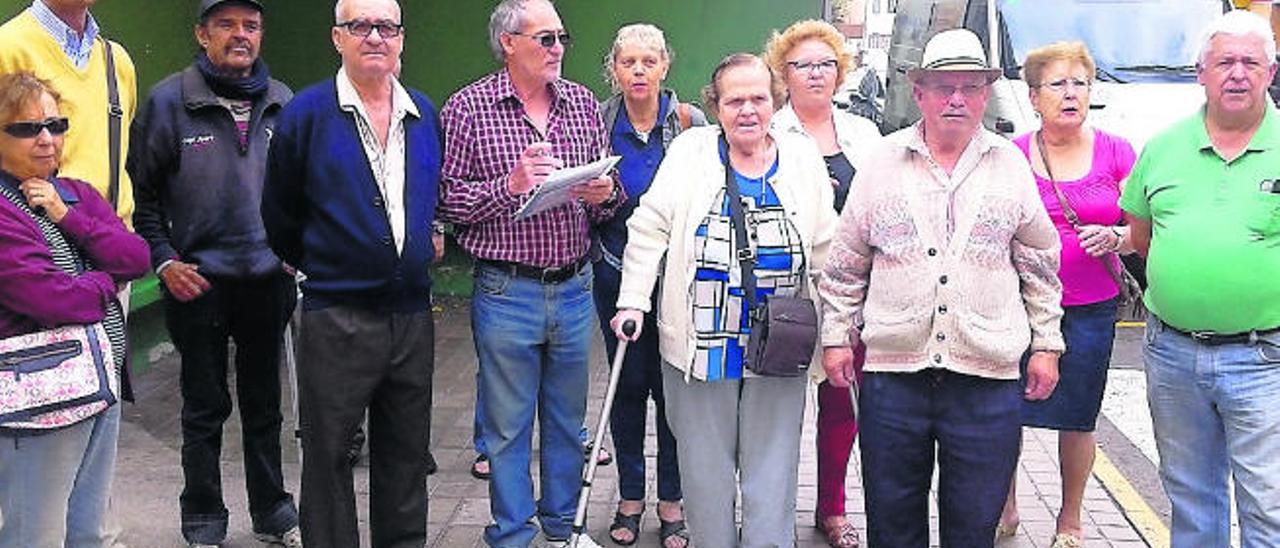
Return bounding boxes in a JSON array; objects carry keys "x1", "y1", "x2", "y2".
[{"x1": 195, "y1": 50, "x2": 270, "y2": 99}]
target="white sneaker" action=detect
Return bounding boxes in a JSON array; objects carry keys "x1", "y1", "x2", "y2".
[
  {"x1": 547, "y1": 533, "x2": 604, "y2": 548},
  {"x1": 255, "y1": 525, "x2": 303, "y2": 548}
]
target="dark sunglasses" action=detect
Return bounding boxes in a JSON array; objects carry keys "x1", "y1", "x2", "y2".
[
  {"x1": 511, "y1": 31, "x2": 572, "y2": 49},
  {"x1": 337, "y1": 20, "x2": 404, "y2": 39},
  {"x1": 3, "y1": 117, "x2": 69, "y2": 138}
]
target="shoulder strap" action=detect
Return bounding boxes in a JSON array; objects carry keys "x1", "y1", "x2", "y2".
[
  {"x1": 677, "y1": 102, "x2": 692, "y2": 130},
  {"x1": 1036, "y1": 130, "x2": 1126, "y2": 288},
  {"x1": 98, "y1": 35, "x2": 122, "y2": 210},
  {"x1": 1035, "y1": 130, "x2": 1081, "y2": 227},
  {"x1": 720, "y1": 134, "x2": 758, "y2": 310}
]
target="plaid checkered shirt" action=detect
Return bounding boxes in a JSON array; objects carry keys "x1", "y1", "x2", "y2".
[{"x1": 439, "y1": 69, "x2": 620, "y2": 268}]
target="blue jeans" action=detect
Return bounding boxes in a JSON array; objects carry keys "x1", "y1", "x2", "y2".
[
  {"x1": 859, "y1": 370, "x2": 1021, "y2": 548},
  {"x1": 472, "y1": 262, "x2": 594, "y2": 547},
  {"x1": 1144, "y1": 315, "x2": 1280, "y2": 548},
  {"x1": 592, "y1": 262, "x2": 680, "y2": 502},
  {"x1": 0, "y1": 404, "x2": 121, "y2": 548}
]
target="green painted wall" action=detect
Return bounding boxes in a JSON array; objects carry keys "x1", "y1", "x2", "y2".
[{"x1": 0, "y1": 0, "x2": 822, "y2": 104}]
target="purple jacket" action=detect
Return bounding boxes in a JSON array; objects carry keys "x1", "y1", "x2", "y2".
[{"x1": 0, "y1": 173, "x2": 149, "y2": 339}]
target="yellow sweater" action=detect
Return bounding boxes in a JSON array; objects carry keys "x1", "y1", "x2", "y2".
[{"x1": 0, "y1": 10, "x2": 136, "y2": 226}]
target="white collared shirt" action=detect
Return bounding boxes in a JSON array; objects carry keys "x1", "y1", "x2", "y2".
[
  {"x1": 30, "y1": 0, "x2": 99, "y2": 70},
  {"x1": 336, "y1": 67, "x2": 419, "y2": 255}
]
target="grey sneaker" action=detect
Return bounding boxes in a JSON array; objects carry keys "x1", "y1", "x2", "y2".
[{"x1": 255, "y1": 525, "x2": 303, "y2": 548}]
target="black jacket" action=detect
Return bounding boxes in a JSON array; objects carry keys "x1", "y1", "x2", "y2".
[{"x1": 128, "y1": 65, "x2": 292, "y2": 278}]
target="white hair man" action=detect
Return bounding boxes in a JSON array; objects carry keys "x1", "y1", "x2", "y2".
[
  {"x1": 437, "y1": 0, "x2": 621, "y2": 546},
  {"x1": 261, "y1": 0, "x2": 444, "y2": 545},
  {"x1": 1121, "y1": 10, "x2": 1280, "y2": 547},
  {"x1": 820, "y1": 28, "x2": 1063, "y2": 546}
]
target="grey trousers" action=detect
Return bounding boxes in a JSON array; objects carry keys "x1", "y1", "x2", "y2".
[
  {"x1": 296, "y1": 306, "x2": 434, "y2": 548},
  {"x1": 661, "y1": 364, "x2": 807, "y2": 548}
]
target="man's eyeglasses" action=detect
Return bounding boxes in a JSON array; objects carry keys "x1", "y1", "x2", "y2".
[
  {"x1": 510, "y1": 31, "x2": 572, "y2": 49},
  {"x1": 1037, "y1": 78, "x2": 1091, "y2": 94},
  {"x1": 922, "y1": 83, "x2": 987, "y2": 98},
  {"x1": 336, "y1": 20, "x2": 404, "y2": 39},
  {"x1": 3, "y1": 117, "x2": 69, "y2": 138},
  {"x1": 787, "y1": 59, "x2": 838, "y2": 74}
]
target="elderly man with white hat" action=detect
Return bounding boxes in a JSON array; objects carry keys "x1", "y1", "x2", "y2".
[{"x1": 819, "y1": 28, "x2": 1064, "y2": 547}]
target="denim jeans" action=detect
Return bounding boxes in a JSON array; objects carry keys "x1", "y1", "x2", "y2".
[
  {"x1": 164, "y1": 273, "x2": 297, "y2": 544},
  {"x1": 1144, "y1": 315, "x2": 1280, "y2": 548},
  {"x1": 0, "y1": 404, "x2": 121, "y2": 548},
  {"x1": 592, "y1": 262, "x2": 680, "y2": 502},
  {"x1": 859, "y1": 370, "x2": 1021, "y2": 548},
  {"x1": 472, "y1": 262, "x2": 594, "y2": 547}
]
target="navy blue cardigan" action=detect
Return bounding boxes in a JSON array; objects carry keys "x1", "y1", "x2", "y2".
[{"x1": 262, "y1": 78, "x2": 441, "y2": 313}]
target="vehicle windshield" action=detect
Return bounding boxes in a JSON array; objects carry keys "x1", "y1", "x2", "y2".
[{"x1": 999, "y1": 0, "x2": 1223, "y2": 82}]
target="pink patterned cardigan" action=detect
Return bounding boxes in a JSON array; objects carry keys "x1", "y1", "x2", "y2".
[{"x1": 819, "y1": 123, "x2": 1064, "y2": 380}]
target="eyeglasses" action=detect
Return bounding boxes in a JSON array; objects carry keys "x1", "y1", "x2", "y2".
[
  {"x1": 510, "y1": 31, "x2": 572, "y2": 49},
  {"x1": 922, "y1": 83, "x2": 987, "y2": 98},
  {"x1": 787, "y1": 59, "x2": 838, "y2": 74},
  {"x1": 2, "y1": 117, "x2": 69, "y2": 138},
  {"x1": 336, "y1": 20, "x2": 404, "y2": 39},
  {"x1": 1037, "y1": 78, "x2": 1091, "y2": 93}
]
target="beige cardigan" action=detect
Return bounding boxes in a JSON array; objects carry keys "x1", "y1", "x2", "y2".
[
  {"x1": 819, "y1": 123, "x2": 1064, "y2": 380},
  {"x1": 616, "y1": 126, "x2": 838, "y2": 381}
]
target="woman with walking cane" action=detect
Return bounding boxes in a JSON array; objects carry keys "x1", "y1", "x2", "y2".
[{"x1": 611, "y1": 52, "x2": 837, "y2": 548}]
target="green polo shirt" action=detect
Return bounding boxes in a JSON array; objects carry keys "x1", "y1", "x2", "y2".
[{"x1": 1120, "y1": 106, "x2": 1280, "y2": 333}]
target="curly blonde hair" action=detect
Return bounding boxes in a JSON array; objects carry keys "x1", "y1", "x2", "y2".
[
  {"x1": 763, "y1": 20, "x2": 854, "y2": 90},
  {"x1": 1021, "y1": 41, "x2": 1096, "y2": 88}
]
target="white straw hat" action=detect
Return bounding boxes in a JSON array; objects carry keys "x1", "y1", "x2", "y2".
[{"x1": 907, "y1": 28, "x2": 1001, "y2": 83}]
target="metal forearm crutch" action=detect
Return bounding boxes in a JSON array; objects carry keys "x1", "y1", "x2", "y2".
[{"x1": 567, "y1": 319, "x2": 636, "y2": 548}]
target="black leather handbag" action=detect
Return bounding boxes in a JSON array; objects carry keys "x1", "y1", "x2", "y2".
[{"x1": 721, "y1": 136, "x2": 818, "y2": 377}]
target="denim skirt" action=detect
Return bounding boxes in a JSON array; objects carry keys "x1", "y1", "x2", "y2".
[{"x1": 1021, "y1": 298, "x2": 1119, "y2": 431}]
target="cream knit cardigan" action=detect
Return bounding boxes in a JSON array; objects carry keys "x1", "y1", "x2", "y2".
[
  {"x1": 819, "y1": 123, "x2": 1065, "y2": 380},
  {"x1": 616, "y1": 125, "x2": 838, "y2": 381}
]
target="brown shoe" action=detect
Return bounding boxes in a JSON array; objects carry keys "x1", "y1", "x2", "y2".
[{"x1": 815, "y1": 515, "x2": 861, "y2": 548}]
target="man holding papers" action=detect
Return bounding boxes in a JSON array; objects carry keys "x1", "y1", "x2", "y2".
[{"x1": 437, "y1": 0, "x2": 622, "y2": 546}]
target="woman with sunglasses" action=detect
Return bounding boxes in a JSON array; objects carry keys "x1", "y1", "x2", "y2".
[
  {"x1": 995, "y1": 42, "x2": 1136, "y2": 548},
  {"x1": 0, "y1": 72, "x2": 148, "y2": 546},
  {"x1": 763, "y1": 20, "x2": 882, "y2": 548},
  {"x1": 593, "y1": 23, "x2": 705, "y2": 548}
]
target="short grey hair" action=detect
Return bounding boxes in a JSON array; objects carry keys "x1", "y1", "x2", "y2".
[
  {"x1": 602, "y1": 24, "x2": 672, "y2": 93},
  {"x1": 489, "y1": 0, "x2": 552, "y2": 62},
  {"x1": 1197, "y1": 9, "x2": 1277, "y2": 67},
  {"x1": 334, "y1": 0, "x2": 401, "y2": 26}
]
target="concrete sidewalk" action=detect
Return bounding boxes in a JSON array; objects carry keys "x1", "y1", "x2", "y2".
[{"x1": 112, "y1": 297, "x2": 1154, "y2": 547}]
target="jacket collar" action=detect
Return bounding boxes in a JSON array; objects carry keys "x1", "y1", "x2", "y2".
[{"x1": 181, "y1": 64, "x2": 289, "y2": 112}]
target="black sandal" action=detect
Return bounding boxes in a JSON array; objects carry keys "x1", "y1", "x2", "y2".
[
  {"x1": 470, "y1": 453, "x2": 491, "y2": 480},
  {"x1": 658, "y1": 517, "x2": 690, "y2": 548},
  {"x1": 608, "y1": 510, "x2": 642, "y2": 546}
]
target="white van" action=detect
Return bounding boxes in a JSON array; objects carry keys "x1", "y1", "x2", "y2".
[{"x1": 882, "y1": 0, "x2": 1230, "y2": 152}]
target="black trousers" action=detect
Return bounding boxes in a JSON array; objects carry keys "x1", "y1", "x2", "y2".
[
  {"x1": 165, "y1": 273, "x2": 298, "y2": 544},
  {"x1": 297, "y1": 305, "x2": 434, "y2": 548}
]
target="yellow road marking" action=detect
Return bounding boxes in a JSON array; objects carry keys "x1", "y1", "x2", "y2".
[
  {"x1": 1116, "y1": 321, "x2": 1145, "y2": 328},
  {"x1": 1093, "y1": 447, "x2": 1169, "y2": 548}
]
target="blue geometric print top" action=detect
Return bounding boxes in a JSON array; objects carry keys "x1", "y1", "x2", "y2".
[{"x1": 690, "y1": 157, "x2": 806, "y2": 381}]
